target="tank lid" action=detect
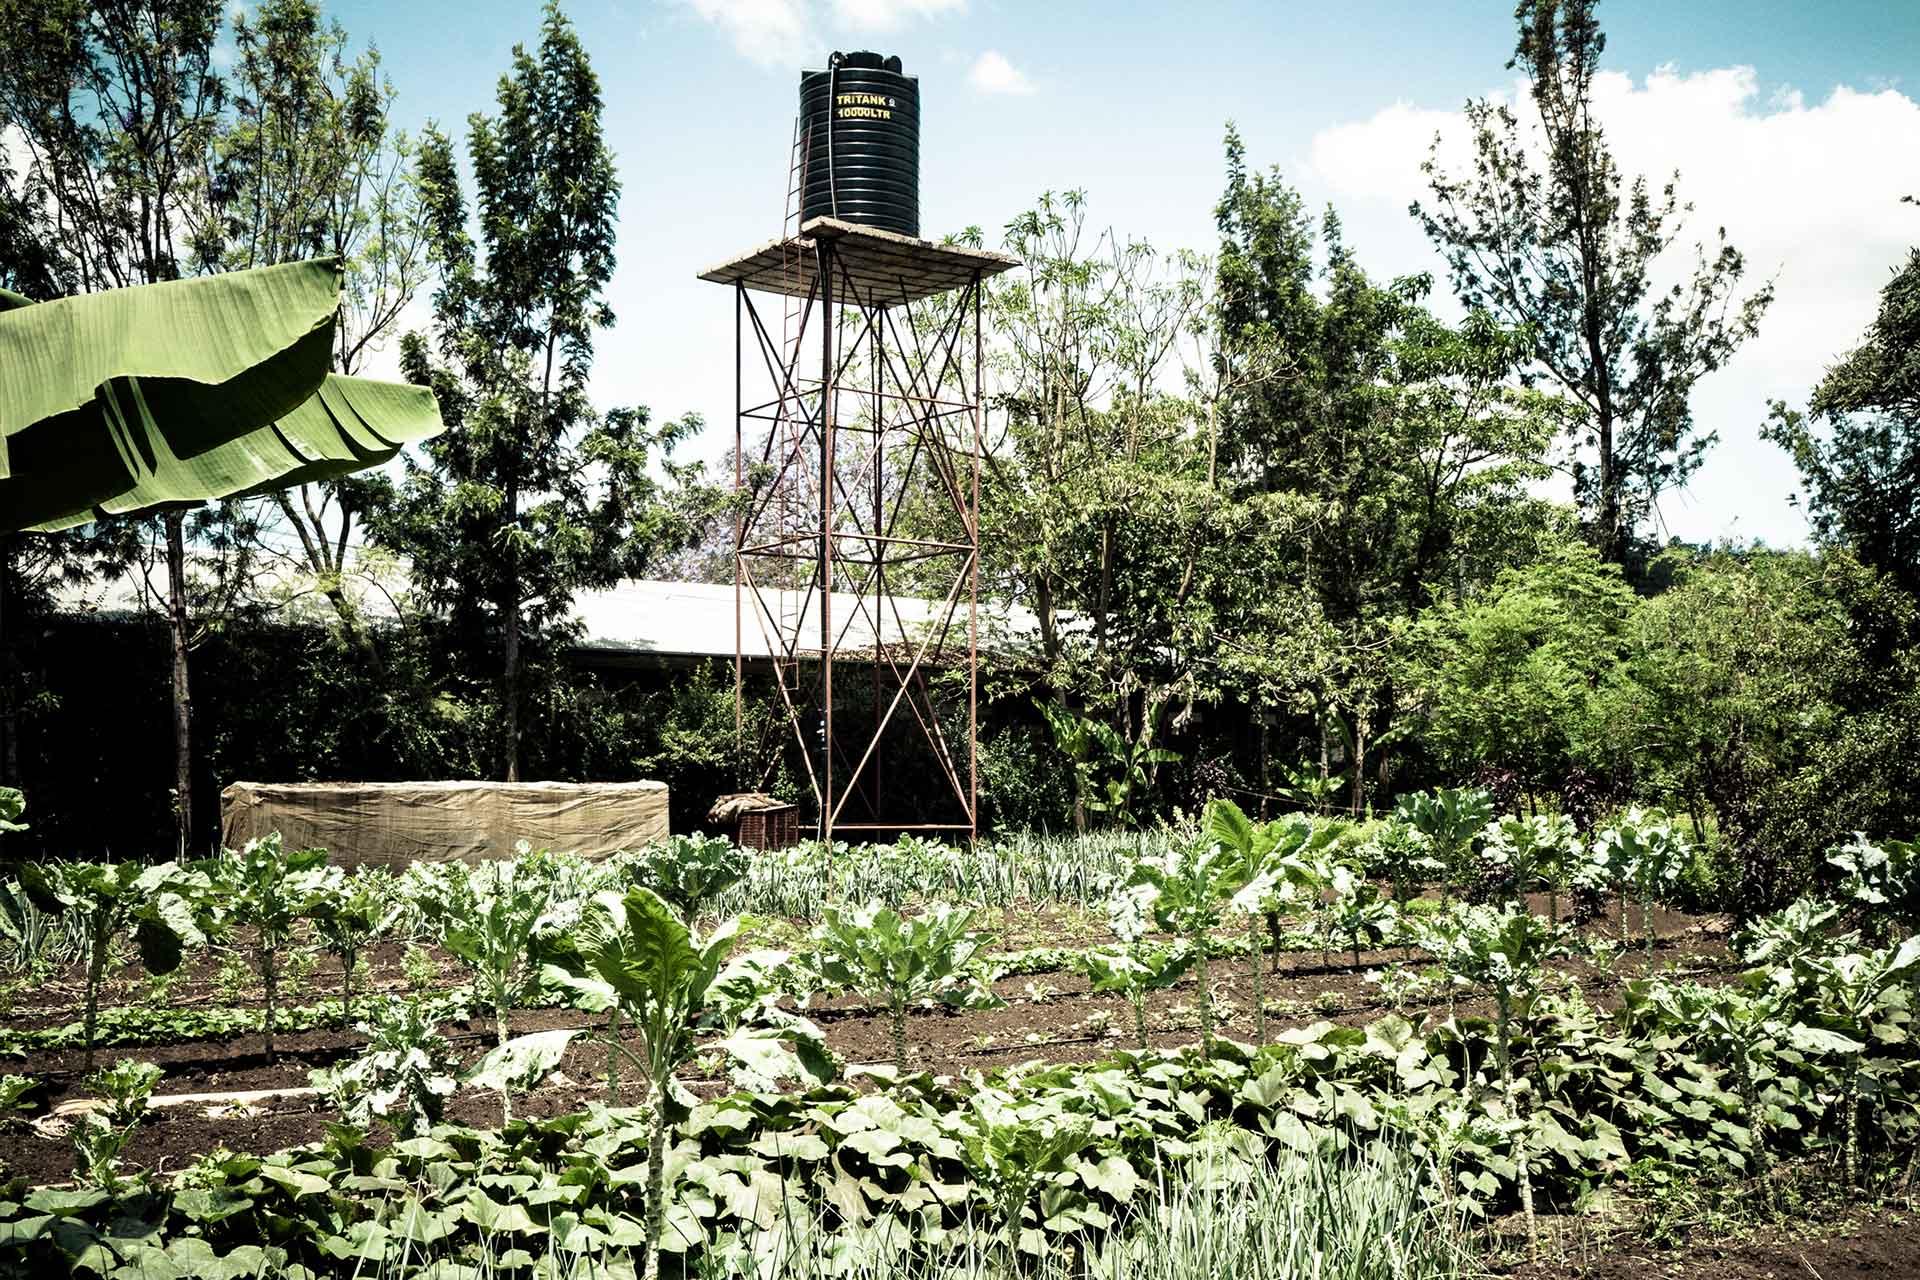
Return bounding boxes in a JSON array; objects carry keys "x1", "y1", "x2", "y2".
[{"x1": 816, "y1": 50, "x2": 904, "y2": 74}]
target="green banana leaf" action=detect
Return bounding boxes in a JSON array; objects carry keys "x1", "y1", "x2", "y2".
[{"x1": 0, "y1": 260, "x2": 443, "y2": 532}]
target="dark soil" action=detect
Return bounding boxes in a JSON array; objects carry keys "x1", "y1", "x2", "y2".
[
  {"x1": 0, "y1": 899, "x2": 1732, "y2": 1188},
  {"x1": 1512, "y1": 1206, "x2": 1920, "y2": 1278}
]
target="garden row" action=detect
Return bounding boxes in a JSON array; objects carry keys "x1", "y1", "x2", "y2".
[{"x1": 0, "y1": 798, "x2": 1914, "y2": 1275}]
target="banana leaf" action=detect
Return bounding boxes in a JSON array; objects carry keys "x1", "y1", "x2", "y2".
[{"x1": 0, "y1": 259, "x2": 438, "y2": 533}]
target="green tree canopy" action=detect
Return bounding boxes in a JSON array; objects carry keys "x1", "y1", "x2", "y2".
[{"x1": 376, "y1": 2, "x2": 705, "y2": 781}]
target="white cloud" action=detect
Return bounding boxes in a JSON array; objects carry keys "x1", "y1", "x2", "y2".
[
  {"x1": 831, "y1": 0, "x2": 964, "y2": 31},
  {"x1": 1304, "y1": 66, "x2": 1920, "y2": 546},
  {"x1": 681, "y1": 0, "x2": 813, "y2": 67},
  {"x1": 967, "y1": 49, "x2": 1033, "y2": 96},
  {"x1": 682, "y1": 0, "x2": 963, "y2": 66}
]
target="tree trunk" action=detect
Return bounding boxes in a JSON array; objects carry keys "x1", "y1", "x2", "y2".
[
  {"x1": 0, "y1": 536, "x2": 17, "y2": 790},
  {"x1": 503, "y1": 594, "x2": 521, "y2": 783},
  {"x1": 165, "y1": 512, "x2": 193, "y2": 857}
]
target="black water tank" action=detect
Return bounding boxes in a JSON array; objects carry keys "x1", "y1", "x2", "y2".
[{"x1": 799, "y1": 51, "x2": 919, "y2": 238}]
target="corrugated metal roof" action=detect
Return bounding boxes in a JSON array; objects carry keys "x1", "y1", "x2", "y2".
[
  {"x1": 572, "y1": 578, "x2": 1042, "y2": 662},
  {"x1": 62, "y1": 564, "x2": 1044, "y2": 665}
]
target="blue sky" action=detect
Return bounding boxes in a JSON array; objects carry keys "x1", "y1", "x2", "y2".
[{"x1": 326, "y1": 0, "x2": 1920, "y2": 548}]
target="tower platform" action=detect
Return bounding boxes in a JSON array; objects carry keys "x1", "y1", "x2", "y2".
[{"x1": 699, "y1": 216, "x2": 1018, "y2": 305}]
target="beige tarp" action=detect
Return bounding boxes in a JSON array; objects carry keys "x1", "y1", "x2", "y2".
[{"x1": 220, "y1": 780, "x2": 669, "y2": 868}]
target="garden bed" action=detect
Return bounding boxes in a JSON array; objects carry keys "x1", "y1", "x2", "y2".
[{"x1": 0, "y1": 902, "x2": 1732, "y2": 1188}]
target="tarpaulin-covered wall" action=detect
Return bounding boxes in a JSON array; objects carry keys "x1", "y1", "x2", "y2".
[{"x1": 221, "y1": 780, "x2": 668, "y2": 867}]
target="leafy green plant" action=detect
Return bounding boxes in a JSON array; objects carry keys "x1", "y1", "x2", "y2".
[
  {"x1": 1738, "y1": 895, "x2": 1846, "y2": 970},
  {"x1": 309, "y1": 872, "x2": 397, "y2": 1024},
  {"x1": 1365, "y1": 818, "x2": 1442, "y2": 926},
  {"x1": 18, "y1": 860, "x2": 206, "y2": 1068},
  {"x1": 0, "y1": 787, "x2": 26, "y2": 833},
  {"x1": 0, "y1": 875, "x2": 72, "y2": 980},
  {"x1": 1827, "y1": 833, "x2": 1920, "y2": 943},
  {"x1": 0, "y1": 1075, "x2": 38, "y2": 1132},
  {"x1": 957, "y1": 1089, "x2": 1090, "y2": 1261},
  {"x1": 1592, "y1": 808, "x2": 1690, "y2": 949},
  {"x1": 1635, "y1": 976, "x2": 1792, "y2": 1200},
  {"x1": 415, "y1": 850, "x2": 568, "y2": 1059},
  {"x1": 200, "y1": 834, "x2": 334, "y2": 1061},
  {"x1": 544, "y1": 886, "x2": 737, "y2": 1280},
  {"x1": 1800, "y1": 936, "x2": 1920, "y2": 1186},
  {"x1": 1393, "y1": 787, "x2": 1493, "y2": 902},
  {"x1": 1324, "y1": 867, "x2": 1398, "y2": 970},
  {"x1": 1215, "y1": 801, "x2": 1334, "y2": 1043},
  {"x1": 1478, "y1": 813, "x2": 1579, "y2": 921},
  {"x1": 628, "y1": 833, "x2": 748, "y2": 920},
  {"x1": 70, "y1": 1058, "x2": 164, "y2": 1192},
  {"x1": 809, "y1": 902, "x2": 1003, "y2": 1074},
  {"x1": 308, "y1": 995, "x2": 459, "y2": 1138},
  {"x1": 1041, "y1": 702, "x2": 1180, "y2": 828},
  {"x1": 402, "y1": 940, "x2": 439, "y2": 992},
  {"x1": 1086, "y1": 885, "x2": 1195, "y2": 1050},
  {"x1": 1421, "y1": 903, "x2": 1562, "y2": 1254},
  {"x1": 86, "y1": 1058, "x2": 163, "y2": 1128},
  {"x1": 1130, "y1": 831, "x2": 1235, "y2": 1057}
]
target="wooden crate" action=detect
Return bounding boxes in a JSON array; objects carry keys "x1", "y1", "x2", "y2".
[{"x1": 737, "y1": 804, "x2": 800, "y2": 851}]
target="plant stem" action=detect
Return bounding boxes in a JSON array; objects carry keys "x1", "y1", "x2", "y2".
[
  {"x1": 1132, "y1": 990, "x2": 1148, "y2": 1050},
  {"x1": 341, "y1": 951, "x2": 355, "y2": 1027},
  {"x1": 1844, "y1": 1062, "x2": 1860, "y2": 1188},
  {"x1": 607, "y1": 1006, "x2": 621, "y2": 1105},
  {"x1": 641, "y1": 1077, "x2": 670, "y2": 1280},
  {"x1": 1250, "y1": 916, "x2": 1266, "y2": 1046},
  {"x1": 84, "y1": 918, "x2": 108, "y2": 1072},
  {"x1": 1497, "y1": 997, "x2": 1537, "y2": 1258},
  {"x1": 261, "y1": 946, "x2": 278, "y2": 1062},
  {"x1": 890, "y1": 996, "x2": 908, "y2": 1076},
  {"x1": 1196, "y1": 931, "x2": 1212, "y2": 1058}
]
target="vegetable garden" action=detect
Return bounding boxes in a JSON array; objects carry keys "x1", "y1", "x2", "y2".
[{"x1": 3, "y1": 787, "x2": 1918, "y2": 1278}]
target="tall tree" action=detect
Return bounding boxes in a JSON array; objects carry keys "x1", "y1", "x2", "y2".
[
  {"x1": 1415, "y1": 0, "x2": 1772, "y2": 563},
  {"x1": 378, "y1": 3, "x2": 700, "y2": 781},
  {"x1": 0, "y1": 0, "x2": 225, "y2": 852},
  {"x1": 210, "y1": 0, "x2": 431, "y2": 655},
  {"x1": 1764, "y1": 245, "x2": 1920, "y2": 596},
  {"x1": 1213, "y1": 128, "x2": 1564, "y2": 807}
]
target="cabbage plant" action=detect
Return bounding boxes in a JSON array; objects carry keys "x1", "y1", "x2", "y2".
[
  {"x1": 1827, "y1": 834, "x2": 1920, "y2": 943},
  {"x1": 1478, "y1": 814, "x2": 1579, "y2": 922},
  {"x1": 1216, "y1": 801, "x2": 1334, "y2": 1043},
  {"x1": 1129, "y1": 833, "x2": 1234, "y2": 1057},
  {"x1": 309, "y1": 871, "x2": 398, "y2": 1025},
  {"x1": 1085, "y1": 883, "x2": 1194, "y2": 1049},
  {"x1": 1423, "y1": 903, "x2": 1561, "y2": 1254},
  {"x1": 1594, "y1": 808, "x2": 1689, "y2": 950},
  {"x1": 809, "y1": 902, "x2": 1002, "y2": 1074},
  {"x1": 18, "y1": 860, "x2": 205, "y2": 1068},
  {"x1": 545, "y1": 886, "x2": 737, "y2": 1280},
  {"x1": 628, "y1": 833, "x2": 748, "y2": 920},
  {"x1": 415, "y1": 849, "x2": 572, "y2": 1056},
  {"x1": 1393, "y1": 787, "x2": 1493, "y2": 902},
  {"x1": 201, "y1": 834, "x2": 335, "y2": 1060},
  {"x1": 1800, "y1": 936, "x2": 1920, "y2": 1186},
  {"x1": 309, "y1": 995, "x2": 458, "y2": 1138}
]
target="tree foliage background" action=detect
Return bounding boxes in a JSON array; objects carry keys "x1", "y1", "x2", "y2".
[{"x1": 0, "y1": 0, "x2": 1914, "y2": 917}]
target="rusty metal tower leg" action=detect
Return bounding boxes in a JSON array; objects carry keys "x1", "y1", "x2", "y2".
[{"x1": 817, "y1": 239, "x2": 835, "y2": 845}]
